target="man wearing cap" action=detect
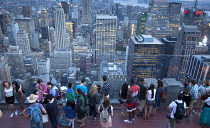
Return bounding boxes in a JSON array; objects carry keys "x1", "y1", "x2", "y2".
[{"x1": 23, "y1": 94, "x2": 47, "y2": 128}]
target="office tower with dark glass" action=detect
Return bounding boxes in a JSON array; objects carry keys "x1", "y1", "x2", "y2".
[
  {"x1": 128, "y1": 35, "x2": 164, "y2": 79},
  {"x1": 40, "y1": 8, "x2": 49, "y2": 40},
  {"x1": 96, "y1": 15, "x2": 117, "y2": 63},
  {"x1": 81, "y1": 0, "x2": 91, "y2": 24}
]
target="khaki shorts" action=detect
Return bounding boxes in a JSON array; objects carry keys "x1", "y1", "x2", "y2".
[
  {"x1": 189, "y1": 100, "x2": 196, "y2": 109},
  {"x1": 138, "y1": 100, "x2": 146, "y2": 111}
]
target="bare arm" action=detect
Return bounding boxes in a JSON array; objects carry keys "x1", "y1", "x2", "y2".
[{"x1": 42, "y1": 108, "x2": 47, "y2": 114}]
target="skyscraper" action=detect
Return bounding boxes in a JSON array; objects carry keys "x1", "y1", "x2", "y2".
[
  {"x1": 16, "y1": 29, "x2": 31, "y2": 55},
  {"x1": 96, "y1": 15, "x2": 117, "y2": 63},
  {"x1": 5, "y1": 22, "x2": 19, "y2": 46},
  {"x1": 23, "y1": 6, "x2": 31, "y2": 17},
  {"x1": 136, "y1": 12, "x2": 147, "y2": 35},
  {"x1": 177, "y1": 25, "x2": 199, "y2": 81},
  {"x1": 40, "y1": 8, "x2": 49, "y2": 40},
  {"x1": 54, "y1": 3, "x2": 69, "y2": 49},
  {"x1": 7, "y1": 45, "x2": 26, "y2": 78},
  {"x1": 81, "y1": 0, "x2": 91, "y2": 24},
  {"x1": 128, "y1": 35, "x2": 164, "y2": 79}
]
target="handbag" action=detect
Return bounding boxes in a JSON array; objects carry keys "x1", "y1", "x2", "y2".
[
  {"x1": 161, "y1": 90, "x2": 166, "y2": 99},
  {"x1": 42, "y1": 114, "x2": 49, "y2": 123}
]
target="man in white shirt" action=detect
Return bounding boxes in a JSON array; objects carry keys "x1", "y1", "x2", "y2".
[{"x1": 167, "y1": 93, "x2": 187, "y2": 128}]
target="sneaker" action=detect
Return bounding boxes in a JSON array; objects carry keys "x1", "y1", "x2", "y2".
[
  {"x1": 19, "y1": 112, "x2": 23, "y2": 115},
  {"x1": 124, "y1": 119, "x2": 132, "y2": 123},
  {"x1": 15, "y1": 110, "x2": 18, "y2": 115},
  {"x1": 132, "y1": 118, "x2": 134, "y2": 121},
  {"x1": 197, "y1": 112, "x2": 201, "y2": 116},
  {"x1": 137, "y1": 113, "x2": 143, "y2": 117},
  {"x1": 121, "y1": 112, "x2": 125, "y2": 116},
  {"x1": 168, "y1": 123, "x2": 171, "y2": 128},
  {"x1": 10, "y1": 113, "x2": 14, "y2": 118}
]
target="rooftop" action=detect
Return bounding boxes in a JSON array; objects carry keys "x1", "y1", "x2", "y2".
[
  {"x1": 131, "y1": 35, "x2": 164, "y2": 45},
  {"x1": 96, "y1": 15, "x2": 117, "y2": 19}
]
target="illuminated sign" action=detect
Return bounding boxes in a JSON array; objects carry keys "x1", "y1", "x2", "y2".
[
  {"x1": 195, "y1": 11, "x2": 203, "y2": 15},
  {"x1": 184, "y1": 10, "x2": 188, "y2": 14}
]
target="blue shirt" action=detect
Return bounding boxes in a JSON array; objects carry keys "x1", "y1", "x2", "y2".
[
  {"x1": 190, "y1": 84, "x2": 198, "y2": 101},
  {"x1": 63, "y1": 106, "x2": 77, "y2": 119},
  {"x1": 76, "y1": 85, "x2": 88, "y2": 94}
]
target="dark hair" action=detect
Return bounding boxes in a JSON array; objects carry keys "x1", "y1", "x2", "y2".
[
  {"x1": 81, "y1": 78, "x2": 87, "y2": 83},
  {"x1": 120, "y1": 83, "x2": 128, "y2": 99},
  {"x1": 102, "y1": 75, "x2": 107, "y2": 81},
  {"x1": 37, "y1": 79, "x2": 43, "y2": 84},
  {"x1": 77, "y1": 88, "x2": 85, "y2": 97},
  {"x1": 68, "y1": 83, "x2": 73, "y2": 88},
  {"x1": 96, "y1": 84, "x2": 101, "y2": 93},
  {"x1": 46, "y1": 94, "x2": 54, "y2": 100},
  {"x1": 139, "y1": 78, "x2": 146, "y2": 84},
  {"x1": 67, "y1": 100, "x2": 76, "y2": 110},
  {"x1": 190, "y1": 79, "x2": 196, "y2": 85},
  {"x1": 47, "y1": 82, "x2": 54, "y2": 87},
  {"x1": 33, "y1": 89, "x2": 39, "y2": 95},
  {"x1": 12, "y1": 81, "x2": 20, "y2": 92},
  {"x1": 183, "y1": 88, "x2": 190, "y2": 95},
  {"x1": 148, "y1": 84, "x2": 155, "y2": 98},
  {"x1": 2, "y1": 81, "x2": 11, "y2": 88},
  {"x1": 157, "y1": 80, "x2": 163, "y2": 88},
  {"x1": 177, "y1": 93, "x2": 183, "y2": 100},
  {"x1": 102, "y1": 97, "x2": 110, "y2": 108},
  {"x1": 130, "y1": 78, "x2": 135, "y2": 85}
]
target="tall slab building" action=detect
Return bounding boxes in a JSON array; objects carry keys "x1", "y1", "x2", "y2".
[{"x1": 96, "y1": 15, "x2": 117, "y2": 63}]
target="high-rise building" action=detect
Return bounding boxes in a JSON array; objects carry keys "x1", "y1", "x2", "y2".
[
  {"x1": 0, "y1": 9, "x2": 10, "y2": 34},
  {"x1": 37, "y1": 58, "x2": 50, "y2": 75},
  {"x1": 6, "y1": 22, "x2": 19, "y2": 46},
  {"x1": 7, "y1": 45, "x2": 26, "y2": 78},
  {"x1": 96, "y1": 15, "x2": 117, "y2": 63},
  {"x1": 60, "y1": 1, "x2": 70, "y2": 20},
  {"x1": 23, "y1": 55, "x2": 37, "y2": 75},
  {"x1": 14, "y1": 17, "x2": 36, "y2": 47},
  {"x1": 16, "y1": 29, "x2": 31, "y2": 55},
  {"x1": 127, "y1": 35, "x2": 164, "y2": 79},
  {"x1": 136, "y1": 12, "x2": 147, "y2": 35},
  {"x1": 0, "y1": 56, "x2": 11, "y2": 82},
  {"x1": 81, "y1": 0, "x2": 91, "y2": 24},
  {"x1": 127, "y1": 4, "x2": 133, "y2": 19},
  {"x1": 54, "y1": 4, "x2": 69, "y2": 49},
  {"x1": 177, "y1": 25, "x2": 199, "y2": 81},
  {"x1": 23, "y1": 6, "x2": 31, "y2": 17},
  {"x1": 186, "y1": 55, "x2": 210, "y2": 83},
  {"x1": 40, "y1": 8, "x2": 49, "y2": 40},
  {"x1": 151, "y1": 27, "x2": 172, "y2": 41}
]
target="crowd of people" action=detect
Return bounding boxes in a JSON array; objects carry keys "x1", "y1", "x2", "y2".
[{"x1": 0, "y1": 76, "x2": 210, "y2": 128}]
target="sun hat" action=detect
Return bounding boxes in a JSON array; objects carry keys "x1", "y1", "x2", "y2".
[{"x1": 27, "y1": 94, "x2": 38, "y2": 103}]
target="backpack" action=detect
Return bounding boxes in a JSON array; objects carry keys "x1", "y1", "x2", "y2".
[
  {"x1": 100, "y1": 105, "x2": 109, "y2": 122},
  {"x1": 29, "y1": 103, "x2": 42, "y2": 123},
  {"x1": 174, "y1": 101, "x2": 185, "y2": 120},
  {"x1": 201, "y1": 89, "x2": 210, "y2": 100}
]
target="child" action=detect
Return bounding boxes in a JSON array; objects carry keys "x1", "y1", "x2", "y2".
[
  {"x1": 66, "y1": 83, "x2": 76, "y2": 102},
  {"x1": 63, "y1": 100, "x2": 77, "y2": 128}
]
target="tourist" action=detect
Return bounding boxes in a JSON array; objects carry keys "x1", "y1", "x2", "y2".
[
  {"x1": 66, "y1": 83, "x2": 76, "y2": 102},
  {"x1": 87, "y1": 85, "x2": 99, "y2": 120},
  {"x1": 76, "y1": 78, "x2": 88, "y2": 95},
  {"x1": 45, "y1": 94, "x2": 59, "y2": 128},
  {"x1": 98, "y1": 97, "x2": 113, "y2": 128},
  {"x1": 119, "y1": 82, "x2": 129, "y2": 117},
  {"x1": 188, "y1": 79, "x2": 198, "y2": 118},
  {"x1": 153, "y1": 80, "x2": 164, "y2": 115},
  {"x1": 167, "y1": 93, "x2": 187, "y2": 128},
  {"x1": 137, "y1": 78, "x2": 147, "y2": 116},
  {"x1": 101, "y1": 75, "x2": 111, "y2": 99},
  {"x1": 23, "y1": 94, "x2": 47, "y2": 128},
  {"x1": 46, "y1": 82, "x2": 58, "y2": 97},
  {"x1": 3, "y1": 81, "x2": 15, "y2": 117},
  {"x1": 124, "y1": 79, "x2": 140, "y2": 123},
  {"x1": 36, "y1": 79, "x2": 48, "y2": 102},
  {"x1": 63, "y1": 100, "x2": 77, "y2": 128},
  {"x1": 12, "y1": 81, "x2": 26, "y2": 115},
  {"x1": 76, "y1": 88, "x2": 86, "y2": 127},
  {"x1": 144, "y1": 84, "x2": 156, "y2": 119}
]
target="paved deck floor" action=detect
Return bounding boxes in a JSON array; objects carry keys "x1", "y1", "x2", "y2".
[{"x1": 0, "y1": 104, "x2": 202, "y2": 128}]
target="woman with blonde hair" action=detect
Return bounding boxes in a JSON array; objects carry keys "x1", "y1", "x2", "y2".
[{"x1": 87, "y1": 85, "x2": 99, "y2": 120}]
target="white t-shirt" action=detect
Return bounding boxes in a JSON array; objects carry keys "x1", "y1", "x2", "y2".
[
  {"x1": 147, "y1": 89, "x2": 156, "y2": 101},
  {"x1": 4, "y1": 85, "x2": 13, "y2": 97},
  {"x1": 169, "y1": 100, "x2": 187, "y2": 119},
  {"x1": 205, "y1": 97, "x2": 210, "y2": 106}
]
